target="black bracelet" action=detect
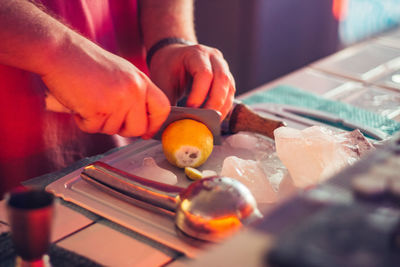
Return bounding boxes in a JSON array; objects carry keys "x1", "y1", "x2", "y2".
[{"x1": 146, "y1": 37, "x2": 195, "y2": 67}]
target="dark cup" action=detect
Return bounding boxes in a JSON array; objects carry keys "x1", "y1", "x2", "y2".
[{"x1": 6, "y1": 188, "x2": 54, "y2": 262}]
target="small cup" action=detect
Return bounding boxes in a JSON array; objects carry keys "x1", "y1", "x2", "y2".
[{"x1": 6, "y1": 188, "x2": 54, "y2": 264}]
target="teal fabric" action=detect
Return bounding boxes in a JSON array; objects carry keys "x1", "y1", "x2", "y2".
[{"x1": 242, "y1": 85, "x2": 400, "y2": 136}]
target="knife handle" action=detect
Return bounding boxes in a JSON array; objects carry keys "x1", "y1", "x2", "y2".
[{"x1": 228, "y1": 102, "x2": 286, "y2": 139}]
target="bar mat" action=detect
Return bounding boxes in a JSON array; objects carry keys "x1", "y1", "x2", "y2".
[
  {"x1": 242, "y1": 85, "x2": 400, "y2": 136},
  {"x1": 0, "y1": 232, "x2": 101, "y2": 267}
]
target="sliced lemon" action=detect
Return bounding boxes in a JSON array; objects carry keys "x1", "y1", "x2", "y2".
[
  {"x1": 161, "y1": 119, "x2": 213, "y2": 168},
  {"x1": 184, "y1": 167, "x2": 203, "y2": 180}
]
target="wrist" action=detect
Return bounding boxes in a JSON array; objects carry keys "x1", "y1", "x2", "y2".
[
  {"x1": 43, "y1": 28, "x2": 100, "y2": 76},
  {"x1": 146, "y1": 37, "x2": 195, "y2": 67}
]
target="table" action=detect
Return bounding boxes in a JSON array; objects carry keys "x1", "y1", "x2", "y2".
[{"x1": 2, "y1": 27, "x2": 400, "y2": 267}]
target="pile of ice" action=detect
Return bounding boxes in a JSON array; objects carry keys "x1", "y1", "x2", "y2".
[
  {"x1": 274, "y1": 126, "x2": 375, "y2": 188},
  {"x1": 124, "y1": 127, "x2": 374, "y2": 205}
]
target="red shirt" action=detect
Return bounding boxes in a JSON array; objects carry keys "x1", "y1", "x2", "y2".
[{"x1": 0, "y1": 0, "x2": 146, "y2": 197}]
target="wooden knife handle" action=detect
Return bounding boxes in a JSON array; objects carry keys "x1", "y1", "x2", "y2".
[{"x1": 229, "y1": 102, "x2": 286, "y2": 139}]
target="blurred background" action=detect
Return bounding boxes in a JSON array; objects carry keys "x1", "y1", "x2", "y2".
[{"x1": 195, "y1": 0, "x2": 400, "y2": 95}]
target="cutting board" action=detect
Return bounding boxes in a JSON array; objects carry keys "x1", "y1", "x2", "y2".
[{"x1": 46, "y1": 131, "x2": 289, "y2": 257}]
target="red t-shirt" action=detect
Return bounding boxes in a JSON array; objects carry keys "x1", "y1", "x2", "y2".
[{"x1": 0, "y1": 0, "x2": 146, "y2": 197}]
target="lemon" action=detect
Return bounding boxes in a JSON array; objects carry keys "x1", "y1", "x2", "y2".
[
  {"x1": 161, "y1": 119, "x2": 213, "y2": 168},
  {"x1": 184, "y1": 167, "x2": 203, "y2": 180}
]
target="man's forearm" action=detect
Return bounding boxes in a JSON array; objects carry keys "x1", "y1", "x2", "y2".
[
  {"x1": 139, "y1": 0, "x2": 197, "y2": 49},
  {"x1": 0, "y1": 0, "x2": 73, "y2": 75}
]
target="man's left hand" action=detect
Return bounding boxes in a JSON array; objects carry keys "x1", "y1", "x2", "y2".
[{"x1": 148, "y1": 43, "x2": 236, "y2": 120}]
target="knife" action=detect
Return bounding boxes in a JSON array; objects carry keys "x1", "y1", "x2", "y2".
[
  {"x1": 152, "y1": 101, "x2": 286, "y2": 145},
  {"x1": 45, "y1": 93, "x2": 286, "y2": 144}
]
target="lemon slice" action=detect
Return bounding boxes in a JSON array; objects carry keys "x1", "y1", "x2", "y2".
[
  {"x1": 184, "y1": 167, "x2": 203, "y2": 180},
  {"x1": 161, "y1": 119, "x2": 213, "y2": 168}
]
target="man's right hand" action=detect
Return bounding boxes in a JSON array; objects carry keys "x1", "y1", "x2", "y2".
[{"x1": 42, "y1": 38, "x2": 170, "y2": 139}]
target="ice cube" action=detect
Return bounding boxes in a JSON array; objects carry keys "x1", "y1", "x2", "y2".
[
  {"x1": 220, "y1": 156, "x2": 277, "y2": 203},
  {"x1": 131, "y1": 157, "x2": 178, "y2": 185},
  {"x1": 224, "y1": 131, "x2": 275, "y2": 153},
  {"x1": 225, "y1": 132, "x2": 259, "y2": 150},
  {"x1": 274, "y1": 126, "x2": 374, "y2": 188}
]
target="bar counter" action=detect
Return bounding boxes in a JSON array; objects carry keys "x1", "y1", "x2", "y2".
[{"x1": 2, "y1": 26, "x2": 400, "y2": 267}]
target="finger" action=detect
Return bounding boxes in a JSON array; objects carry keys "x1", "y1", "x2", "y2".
[
  {"x1": 118, "y1": 107, "x2": 147, "y2": 137},
  {"x1": 203, "y1": 54, "x2": 234, "y2": 112},
  {"x1": 101, "y1": 108, "x2": 127, "y2": 135},
  {"x1": 184, "y1": 50, "x2": 213, "y2": 108},
  {"x1": 218, "y1": 84, "x2": 235, "y2": 120},
  {"x1": 118, "y1": 101, "x2": 148, "y2": 137},
  {"x1": 142, "y1": 85, "x2": 171, "y2": 139},
  {"x1": 74, "y1": 113, "x2": 107, "y2": 133}
]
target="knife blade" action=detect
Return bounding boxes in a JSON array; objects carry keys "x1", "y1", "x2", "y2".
[{"x1": 152, "y1": 106, "x2": 222, "y2": 144}]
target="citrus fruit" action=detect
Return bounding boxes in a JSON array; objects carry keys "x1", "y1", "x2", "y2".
[
  {"x1": 161, "y1": 119, "x2": 213, "y2": 168},
  {"x1": 184, "y1": 167, "x2": 203, "y2": 180}
]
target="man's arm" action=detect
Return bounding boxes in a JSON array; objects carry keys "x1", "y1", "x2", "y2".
[
  {"x1": 139, "y1": 0, "x2": 236, "y2": 120},
  {"x1": 0, "y1": 0, "x2": 170, "y2": 138},
  {"x1": 0, "y1": 0, "x2": 68, "y2": 75},
  {"x1": 139, "y1": 0, "x2": 197, "y2": 49}
]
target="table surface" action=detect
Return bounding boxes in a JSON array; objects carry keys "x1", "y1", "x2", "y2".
[{"x1": 2, "y1": 27, "x2": 400, "y2": 267}]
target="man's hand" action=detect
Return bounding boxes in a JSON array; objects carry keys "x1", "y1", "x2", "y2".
[
  {"x1": 42, "y1": 38, "x2": 170, "y2": 139},
  {"x1": 148, "y1": 43, "x2": 236, "y2": 120}
]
